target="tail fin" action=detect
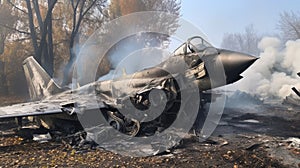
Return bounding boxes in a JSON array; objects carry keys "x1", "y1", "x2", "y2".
[{"x1": 23, "y1": 56, "x2": 62, "y2": 100}]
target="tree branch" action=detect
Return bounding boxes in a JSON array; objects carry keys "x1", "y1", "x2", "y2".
[
  {"x1": 74, "y1": 0, "x2": 96, "y2": 36},
  {"x1": 32, "y1": 0, "x2": 44, "y2": 30},
  {"x1": 0, "y1": 23, "x2": 31, "y2": 35},
  {"x1": 286, "y1": 19, "x2": 300, "y2": 39},
  {"x1": 82, "y1": 0, "x2": 97, "y2": 17},
  {"x1": 25, "y1": 0, "x2": 40, "y2": 62},
  {"x1": 37, "y1": 0, "x2": 57, "y2": 60},
  {"x1": 71, "y1": 0, "x2": 81, "y2": 32},
  {"x1": 7, "y1": 0, "x2": 28, "y2": 14},
  {"x1": 13, "y1": 37, "x2": 32, "y2": 42}
]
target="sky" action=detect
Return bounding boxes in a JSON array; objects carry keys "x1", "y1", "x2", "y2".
[{"x1": 180, "y1": 1, "x2": 300, "y2": 47}]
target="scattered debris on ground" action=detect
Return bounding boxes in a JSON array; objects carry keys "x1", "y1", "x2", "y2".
[{"x1": 0, "y1": 97, "x2": 299, "y2": 167}]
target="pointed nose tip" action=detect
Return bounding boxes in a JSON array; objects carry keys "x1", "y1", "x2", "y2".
[{"x1": 219, "y1": 50, "x2": 258, "y2": 83}]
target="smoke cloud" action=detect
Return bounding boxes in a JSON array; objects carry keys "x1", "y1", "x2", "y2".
[
  {"x1": 229, "y1": 37, "x2": 300, "y2": 100},
  {"x1": 98, "y1": 47, "x2": 169, "y2": 81}
]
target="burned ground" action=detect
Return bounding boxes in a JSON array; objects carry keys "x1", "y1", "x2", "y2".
[{"x1": 0, "y1": 97, "x2": 299, "y2": 167}]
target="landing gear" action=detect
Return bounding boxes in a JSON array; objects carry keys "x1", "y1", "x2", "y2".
[{"x1": 106, "y1": 111, "x2": 141, "y2": 137}]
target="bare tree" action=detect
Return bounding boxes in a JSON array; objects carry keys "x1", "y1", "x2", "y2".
[
  {"x1": 278, "y1": 11, "x2": 300, "y2": 41},
  {"x1": 62, "y1": 0, "x2": 107, "y2": 85},
  {"x1": 0, "y1": 2, "x2": 17, "y2": 55},
  {"x1": 0, "y1": 0, "x2": 108, "y2": 96},
  {"x1": 4, "y1": 0, "x2": 106, "y2": 80},
  {"x1": 109, "y1": 0, "x2": 180, "y2": 35},
  {"x1": 61, "y1": 0, "x2": 181, "y2": 85},
  {"x1": 25, "y1": 0, "x2": 57, "y2": 76},
  {"x1": 221, "y1": 24, "x2": 260, "y2": 56}
]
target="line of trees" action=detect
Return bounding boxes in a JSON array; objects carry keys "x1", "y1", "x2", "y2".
[
  {"x1": 221, "y1": 24, "x2": 260, "y2": 56},
  {"x1": 221, "y1": 11, "x2": 300, "y2": 56},
  {"x1": 2, "y1": 0, "x2": 298, "y2": 97}
]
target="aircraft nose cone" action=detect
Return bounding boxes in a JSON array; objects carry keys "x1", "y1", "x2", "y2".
[{"x1": 218, "y1": 49, "x2": 258, "y2": 83}]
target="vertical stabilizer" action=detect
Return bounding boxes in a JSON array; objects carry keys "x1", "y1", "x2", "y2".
[{"x1": 23, "y1": 56, "x2": 62, "y2": 100}]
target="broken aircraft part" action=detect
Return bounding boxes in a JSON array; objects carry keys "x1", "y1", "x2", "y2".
[
  {"x1": 0, "y1": 36, "x2": 258, "y2": 138},
  {"x1": 283, "y1": 72, "x2": 300, "y2": 107},
  {"x1": 292, "y1": 87, "x2": 300, "y2": 98},
  {"x1": 292, "y1": 72, "x2": 300, "y2": 98}
]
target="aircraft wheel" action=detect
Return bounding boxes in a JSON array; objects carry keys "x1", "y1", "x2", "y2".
[
  {"x1": 107, "y1": 114, "x2": 125, "y2": 132},
  {"x1": 128, "y1": 118, "x2": 140, "y2": 137}
]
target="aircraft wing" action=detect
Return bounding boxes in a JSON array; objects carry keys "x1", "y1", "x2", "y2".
[{"x1": 0, "y1": 101, "x2": 63, "y2": 119}]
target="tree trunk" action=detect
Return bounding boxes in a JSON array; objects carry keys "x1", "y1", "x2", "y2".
[
  {"x1": 0, "y1": 33, "x2": 4, "y2": 55},
  {"x1": 62, "y1": 0, "x2": 97, "y2": 86},
  {"x1": 0, "y1": 61, "x2": 8, "y2": 95},
  {"x1": 25, "y1": 0, "x2": 40, "y2": 63},
  {"x1": 47, "y1": 0, "x2": 54, "y2": 77},
  {"x1": 30, "y1": 0, "x2": 56, "y2": 77}
]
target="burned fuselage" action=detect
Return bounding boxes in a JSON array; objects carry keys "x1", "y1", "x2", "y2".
[{"x1": 0, "y1": 36, "x2": 257, "y2": 136}]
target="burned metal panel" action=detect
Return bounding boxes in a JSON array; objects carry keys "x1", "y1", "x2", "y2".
[
  {"x1": 23, "y1": 56, "x2": 62, "y2": 100},
  {"x1": 0, "y1": 101, "x2": 62, "y2": 118},
  {"x1": 292, "y1": 87, "x2": 300, "y2": 98},
  {"x1": 293, "y1": 72, "x2": 300, "y2": 98},
  {"x1": 283, "y1": 72, "x2": 300, "y2": 106}
]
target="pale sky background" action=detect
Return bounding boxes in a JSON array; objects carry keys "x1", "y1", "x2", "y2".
[{"x1": 180, "y1": 1, "x2": 300, "y2": 47}]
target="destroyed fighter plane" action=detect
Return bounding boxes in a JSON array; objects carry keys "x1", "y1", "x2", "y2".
[{"x1": 0, "y1": 36, "x2": 257, "y2": 136}]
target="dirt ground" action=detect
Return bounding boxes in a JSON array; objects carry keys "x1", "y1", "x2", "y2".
[{"x1": 0, "y1": 97, "x2": 299, "y2": 167}]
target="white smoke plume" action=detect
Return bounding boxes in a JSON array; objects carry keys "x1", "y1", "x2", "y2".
[
  {"x1": 98, "y1": 47, "x2": 169, "y2": 81},
  {"x1": 230, "y1": 37, "x2": 300, "y2": 100}
]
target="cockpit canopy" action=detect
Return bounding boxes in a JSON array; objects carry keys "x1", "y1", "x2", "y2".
[{"x1": 173, "y1": 36, "x2": 213, "y2": 55}]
